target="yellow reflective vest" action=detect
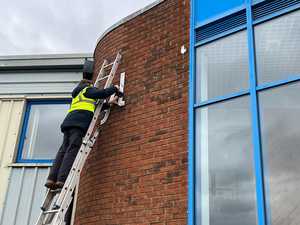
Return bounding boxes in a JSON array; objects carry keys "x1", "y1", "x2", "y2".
[{"x1": 68, "y1": 87, "x2": 96, "y2": 113}]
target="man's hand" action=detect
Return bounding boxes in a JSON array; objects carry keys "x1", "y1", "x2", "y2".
[
  {"x1": 114, "y1": 85, "x2": 124, "y2": 97},
  {"x1": 108, "y1": 95, "x2": 119, "y2": 105}
]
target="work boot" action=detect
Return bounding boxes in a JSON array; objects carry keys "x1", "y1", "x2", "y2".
[
  {"x1": 45, "y1": 179, "x2": 57, "y2": 190},
  {"x1": 55, "y1": 181, "x2": 65, "y2": 189}
]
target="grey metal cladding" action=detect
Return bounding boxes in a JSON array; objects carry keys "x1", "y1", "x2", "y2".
[
  {"x1": 0, "y1": 72, "x2": 82, "y2": 94},
  {"x1": 0, "y1": 54, "x2": 92, "y2": 68},
  {"x1": 0, "y1": 167, "x2": 49, "y2": 225}
]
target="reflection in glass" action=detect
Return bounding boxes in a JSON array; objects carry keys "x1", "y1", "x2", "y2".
[
  {"x1": 196, "y1": 30, "x2": 249, "y2": 103},
  {"x1": 197, "y1": 0, "x2": 244, "y2": 23},
  {"x1": 22, "y1": 103, "x2": 69, "y2": 160},
  {"x1": 259, "y1": 82, "x2": 300, "y2": 225},
  {"x1": 255, "y1": 10, "x2": 300, "y2": 84},
  {"x1": 195, "y1": 97, "x2": 257, "y2": 225}
]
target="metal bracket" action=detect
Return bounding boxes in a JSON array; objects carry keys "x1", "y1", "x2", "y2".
[
  {"x1": 118, "y1": 72, "x2": 126, "y2": 107},
  {"x1": 100, "y1": 109, "x2": 111, "y2": 125}
]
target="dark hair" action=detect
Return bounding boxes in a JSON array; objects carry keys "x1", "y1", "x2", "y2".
[{"x1": 79, "y1": 79, "x2": 93, "y2": 86}]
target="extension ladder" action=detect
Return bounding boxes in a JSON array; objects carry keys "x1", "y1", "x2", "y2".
[{"x1": 35, "y1": 52, "x2": 125, "y2": 225}]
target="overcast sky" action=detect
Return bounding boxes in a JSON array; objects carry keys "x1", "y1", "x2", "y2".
[{"x1": 0, "y1": 0, "x2": 156, "y2": 56}]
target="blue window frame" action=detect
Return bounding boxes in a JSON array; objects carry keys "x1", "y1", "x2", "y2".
[
  {"x1": 190, "y1": 1, "x2": 300, "y2": 225},
  {"x1": 17, "y1": 99, "x2": 71, "y2": 163}
]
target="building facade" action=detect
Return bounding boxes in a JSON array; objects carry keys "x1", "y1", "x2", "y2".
[
  {"x1": 0, "y1": 0, "x2": 299, "y2": 225},
  {"x1": 0, "y1": 54, "x2": 91, "y2": 225}
]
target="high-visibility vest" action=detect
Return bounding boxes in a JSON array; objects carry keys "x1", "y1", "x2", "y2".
[{"x1": 68, "y1": 87, "x2": 96, "y2": 113}]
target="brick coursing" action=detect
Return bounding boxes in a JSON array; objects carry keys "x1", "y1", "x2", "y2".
[{"x1": 75, "y1": 0, "x2": 190, "y2": 224}]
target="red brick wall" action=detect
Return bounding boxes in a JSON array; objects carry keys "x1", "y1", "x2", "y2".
[{"x1": 75, "y1": 0, "x2": 190, "y2": 224}]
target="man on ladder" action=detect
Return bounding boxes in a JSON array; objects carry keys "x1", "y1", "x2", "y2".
[
  {"x1": 36, "y1": 52, "x2": 123, "y2": 225},
  {"x1": 45, "y1": 79, "x2": 123, "y2": 190}
]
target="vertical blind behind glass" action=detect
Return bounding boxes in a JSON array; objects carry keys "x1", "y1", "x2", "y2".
[
  {"x1": 22, "y1": 103, "x2": 69, "y2": 160},
  {"x1": 196, "y1": 30, "x2": 249, "y2": 103}
]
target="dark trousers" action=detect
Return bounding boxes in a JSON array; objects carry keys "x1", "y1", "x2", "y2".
[
  {"x1": 47, "y1": 128, "x2": 84, "y2": 225},
  {"x1": 48, "y1": 127, "x2": 85, "y2": 183}
]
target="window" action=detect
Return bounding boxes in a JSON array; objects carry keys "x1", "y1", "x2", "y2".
[
  {"x1": 195, "y1": 97, "x2": 257, "y2": 225},
  {"x1": 255, "y1": 10, "x2": 300, "y2": 85},
  {"x1": 196, "y1": 30, "x2": 249, "y2": 103},
  {"x1": 259, "y1": 82, "x2": 300, "y2": 225},
  {"x1": 17, "y1": 100, "x2": 70, "y2": 163},
  {"x1": 191, "y1": 1, "x2": 300, "y2": 225}
]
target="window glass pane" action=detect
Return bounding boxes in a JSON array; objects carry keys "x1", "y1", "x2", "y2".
[
  {"x1": 195, "y1": 97, "x2": 257, "y2": 225},
  {"x1": 255, "y1": 10, "x2": 300, "y2": 85},
  {"x1": 259, "y1": 82, "x2": 300, "y2": 225},
  {"x1": 196, "y1": 31, "x2": 249, "y2": 103},
  {"x1": 21, "y1": 103, "x2": 69, "y2": 160}
]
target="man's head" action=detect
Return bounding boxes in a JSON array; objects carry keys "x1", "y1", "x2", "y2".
[{"x1": 79, "y1": 79, "x2": 93, "y2": 86}]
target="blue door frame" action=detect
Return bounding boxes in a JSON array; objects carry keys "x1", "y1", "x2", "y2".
[{"x1": 188, "y1": 1, "x2": 300, "y2": 225}]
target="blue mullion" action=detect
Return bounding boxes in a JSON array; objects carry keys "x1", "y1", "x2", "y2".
[
  {"x1": 188, "y1": 0, "x2": 196, "y2": 224},
  {"x1": 256, "y1": 75, "x2": 300, "y2": 91},
  {"x1": 246, "y1": 1, "x2": 267, "y2": 225},
  {"x1": 195, "y1": 24, "x2": 247, "y2": 47},
  {"x1": 194, "y1": 89, "x2": 250, "y2": 109}
]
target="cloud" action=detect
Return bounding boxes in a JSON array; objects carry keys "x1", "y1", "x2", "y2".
[{"x1": 0, "y1": 0, "x2": 156, "y2": 55}]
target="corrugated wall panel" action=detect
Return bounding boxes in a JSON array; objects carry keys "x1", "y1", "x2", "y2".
[
  {"x1": 28, "y1": 169, "x2": 50, "y2": 225},
  {"x1": 0, "y1": 167, "x2": 49, "y2": 225},
  {"x1": 0, "y1": 72, "x2": 81, "y2": 94},
  {"x1": 0, "y1": 99, "x2": 25, "y2": 216}
]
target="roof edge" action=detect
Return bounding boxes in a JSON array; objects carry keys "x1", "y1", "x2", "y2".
[
  {"x1": 95, "y1": 0, "x2": 165, "y2": 50},
  {"x1": 0, "y1": 53, "x2": 93, "y2": 61}
]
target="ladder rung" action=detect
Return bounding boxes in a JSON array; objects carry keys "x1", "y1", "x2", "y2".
[
  {"x1": 82, "y1": 138, "x2": 93, "y2": 147},
  {"x1": 104, "y1": 62, "x2": 114, "y2": 68},
  {"x1": 50, "y1": 188, "x2": 62, "y2": 193},
  {"x1": 97, "y1": 75, "x2": 110, "y2": 82},
  {"x1": 42, "y1": 209, "x2": 59, "y2": 214}
]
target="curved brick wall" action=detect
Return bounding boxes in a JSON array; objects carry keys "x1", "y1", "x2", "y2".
[{"x1": 75, "y1": 0, "x2": 189, "y2": 224}]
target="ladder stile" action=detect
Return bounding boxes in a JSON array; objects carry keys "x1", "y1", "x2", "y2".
[
  {"x1": 35, "y1": 52, "x2": 124, "y2": 225},
  {"x1": 94, "y1": 59, "x2": 108, "y2": 87}
]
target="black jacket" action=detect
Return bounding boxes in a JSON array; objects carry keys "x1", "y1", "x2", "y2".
[{"x1": 60, "y1": 83, "x2": 117, "y2": 133}]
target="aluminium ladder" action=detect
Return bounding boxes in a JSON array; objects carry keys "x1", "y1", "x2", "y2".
[{"x1": 35, "y1": 52, "x2": 125, "y2": 225}]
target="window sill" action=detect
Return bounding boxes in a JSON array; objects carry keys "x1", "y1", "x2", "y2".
[{"x1": 8, "y1": 163, "x2": 52, "y2": 168}]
